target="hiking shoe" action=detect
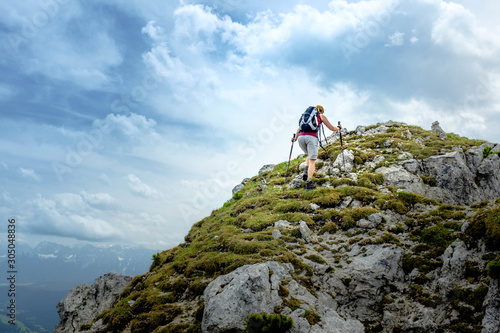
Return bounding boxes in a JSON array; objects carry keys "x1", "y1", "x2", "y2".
[
  {"x1": 305, "y1": 180, "x2": 317, "y2": 190},
  {"x1": 302, "y1": 172, "x2": 308, "y2": 181}
]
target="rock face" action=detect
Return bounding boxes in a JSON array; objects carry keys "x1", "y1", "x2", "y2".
[
  {"x1": 202, "y1": 261, "x2": 364, "y2": 333},
  {"x1": 54, "y1": 273, "x2": 132, "y2": 333},
  {"x1": 482, "y1": 278, "x2": 500, "y2": 333},
  {"x1": 377, "y1": 146, "x2": 500, "y2": 205}
]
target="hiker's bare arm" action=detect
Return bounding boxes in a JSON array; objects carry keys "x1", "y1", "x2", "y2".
[
  {"x1": 293, "y1": 128, "x2": 301, "y2": 141},
  {"x1": 320, "y1": 114, "x2": 341, "y2": 132}
]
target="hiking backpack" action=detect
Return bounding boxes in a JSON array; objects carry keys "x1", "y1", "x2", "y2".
[{"x1": 299, "y1": 106, "x2": 319, "y2": 132}]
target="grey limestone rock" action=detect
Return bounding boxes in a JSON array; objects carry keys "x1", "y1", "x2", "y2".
[
  {"x1": 274, "y1": 220, "x2": 293, "y2": 229},
  {"x1": 356, "y1": 125, "x2": 366, "y2": 135},
  {"x1": 438, "y1": 240, "x2": 470, "y2": 294},
  {"x1": 431, "y1": 121, "x2": 448, "y2": 140},
  {"x1": 272, "y1": 229, "x2": 282, "y2": 239},
  {"x1": 54, "y1": 273, "x2": 132, "y2": 333},
  {"x1": 310, "y1": 203, "x2": 320, "y2": 211},
  {"x1": 232, "y1": 183, "x2": 245, "y2": 195},
  {"x1": 202, "y1": 261, "x2": 364, "y2": 333},
  {"x1": 482, "y1": 278, "x2": 500, "y2": 333},
  {"x1": 333, "y1": 149, "x2": 354, "y2": 173},
  {"x1": 300, "y1": 220, "x2": 315, "y2": 243},
  {"x1": 258, "y1": 164, "x2": 275, "y2": 174},
  {"x1": 357, "y1": 213, "x2": 382, "y2": 229},
  {"x1": 288, "y1": 176, "x2": 303, "y2": 189},
  {"x1": 398, "y1": 152, "x2": 413, "y2": 160}
]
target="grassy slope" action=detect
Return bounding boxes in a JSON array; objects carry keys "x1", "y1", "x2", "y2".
[{"x1": 83, "y1": 123, "x2": 499, "y2": 333}]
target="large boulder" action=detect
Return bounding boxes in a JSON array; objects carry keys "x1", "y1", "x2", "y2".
[
  {"x1": 54, "y1": 273, "x2": 132, "y2": 333},
  {"x1": 202, "y1": 262, "x2": 290, "y2": 333},
  {"x1": 202, "y1": 261, "x2": 364, "y2": 333},
  {"x1": 333, "y1": 150, "x2": 355, "y2": 174}
]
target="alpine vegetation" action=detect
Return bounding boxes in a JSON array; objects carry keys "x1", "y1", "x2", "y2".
[{"x1": 57, "y1": 121, "x2": 500, "y2": 333}]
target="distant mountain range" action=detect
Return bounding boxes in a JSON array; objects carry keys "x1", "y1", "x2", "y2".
[{"x1": 0, "y1": 241, "x2": 157, "y2": 332}]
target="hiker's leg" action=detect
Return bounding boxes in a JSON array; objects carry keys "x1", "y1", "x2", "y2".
[{"x1": 308, "y1": 159, "x2": 316, "y2": 180}]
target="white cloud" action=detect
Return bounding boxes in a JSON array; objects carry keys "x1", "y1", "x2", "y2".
[
  {"x1": 18, "y1": 167, "x2": 41, "y2": 181},
  {"x1": 142, "y1": 20, "x2": 166, "y2": 41},
  {"x1": 25, "y1": 194, "x2": 122, "y2": 241},
  {"x1": 431, "y1": 1, "x2": 500, "y2": 58},
  {"x1": 385, "y1": 31, "x2": 404, "y2": 46},
  {"x1": 2, "y1": 0, "x2": 123, "y2": 90},
  {"x1": 126, "y1": 174, "x2": 161, "y2": 199},
  {"x1": 81, "y1": 191, "x2": 120, "y2": 210}
]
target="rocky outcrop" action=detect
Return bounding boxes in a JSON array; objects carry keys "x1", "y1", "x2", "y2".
[
  {"x1": 431, "y1": 121, "x2": 448, "y2": 140},
  {"x1": 202, "y1": 261, "x2": 364, "y2": 333},
  {"x1": 54, "y1": 273, "x2": 132, "y2": 333},
  {"x1": 377, "y1": 146, "x2": 500, "y2": 205},
  {"x1": 482, "y1": 278, "x2": 500, "y2": 333}
]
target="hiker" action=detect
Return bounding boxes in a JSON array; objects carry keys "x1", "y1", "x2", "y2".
[{"x1": 292, "y1": 105, "x2": 341, "y2": 190}]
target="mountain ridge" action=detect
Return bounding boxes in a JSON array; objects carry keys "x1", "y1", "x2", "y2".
[{"x1": 58, "y1": 121, "x2": 500, "y2": 333}]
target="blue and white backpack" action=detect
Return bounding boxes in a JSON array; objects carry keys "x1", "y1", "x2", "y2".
[{"x1": 299, "y1": 106, "x2": 319, "y2": 132}]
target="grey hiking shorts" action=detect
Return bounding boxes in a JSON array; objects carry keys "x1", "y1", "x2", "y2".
[{"x1": 298, "y1": 135, "x2": 318, "y2": 160}]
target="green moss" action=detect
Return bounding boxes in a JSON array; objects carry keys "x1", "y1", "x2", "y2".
[
  {"x1": 278, "y1": 283, "x2": 290, "y2": 297},
  {"x1": 471, "y1": 201, "x2": 489, "y2": 209},
  {"x1": 130, "y1": 311, "x2": 173, "y2": 333},
  {"x1": 188, "y1": 280, "x2": 208, "y2": 296},
  {"x1": 464, "y1": 261, "x2": 483, "y2": 281},
  {"x1": 311, "y1": 193, "x2": 342, "y2": 207},
  {"x1": 484, "y1": 208, "x2": 500, "y2": 250},
  {"x1": 283, "y1": 296, "x2": 302, "y2": 311},
  {"x1": 420, "y1": 224, "x2": 456, "y2": 248},
  {"x1": 421, "y1": 175, "x2": 437, "y2": 187},
  {"x1": 453, "y1": 285, "x2": 489, "y2": 312},
  {"x1": 376, "y1": 233, "x2": 402, "y2": 246},
  {"x1": 233, "y1": 192, "x2": 244, "y2": 200},
  {"x1": 345, "y1": 186, "x2": 377, "y2": 203},
  {"x1": 305, "y1": 254, "x2": 327, "y2": 264},
  {"x1": 402, "y1": 254, "x2": 442, "y2": 274},
  {"x1": 274, "y1": 201, "x2": 306, "y2": 213},
  {"x1": 383, "y1": 199, "x2": 408, "y2": 214},
  {"x1": 98, "y1": 305, "x2": 133, "y2": 332},
  {"x1": 320, "y1": 222, "x2": 338, "y2": 234},
  {"x1": 79, "y1": 323, "x2": 92, "y2": 331},
  {"x1": 246, "y1": 313, "x2": 293, "y2": 333},
  {"x1": 487, "y1": 261, "x2": 500, "y2": 279},
  {"x1": 304, "y1": 310, "x2": 321, "y2": 326}
]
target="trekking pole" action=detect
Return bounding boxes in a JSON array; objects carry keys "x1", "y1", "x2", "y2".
[
  {"x1": 283, "y1": 133, "x2": 296, "y2": 188},
  {"x1": 338, "y1": 121, "x2": 347, "y2": 175}
]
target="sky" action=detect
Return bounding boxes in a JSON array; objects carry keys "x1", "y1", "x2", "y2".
[{"x1": 0, "y1": 0, "x2": 499, "y2": 250}]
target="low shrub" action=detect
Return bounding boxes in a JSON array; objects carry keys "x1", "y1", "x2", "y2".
[
  {"x1": 245, "y1": 313, "x2": 293, "y2": 333},
  {"x1": 420, "y1": 224, "x2": 456, "y2": 248},
  {"x1": 305, "y1": 254, "x2": 326, "y2": 264},
  {"x1": 488, "y1": 261, "x2": 500, "y2": 279},
  {"x1": 320, "y1": 222, "x2": 338, "y2": 234}
]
